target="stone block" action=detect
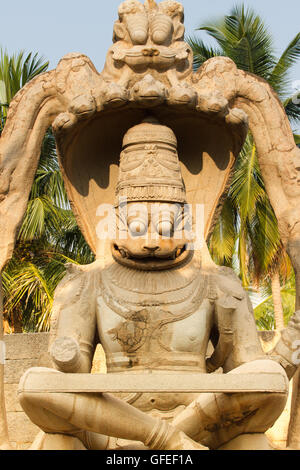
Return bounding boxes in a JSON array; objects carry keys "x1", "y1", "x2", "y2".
[
  {"x1": 4, "y1": 332, "x2": 49, "y2": 360},
  {"x1": 4, "y1": 384, "x2": 23, "y2": 412},
  {"x1": 7, "y1": 411, "x2": 40, "y2": 444},
  {"x1": 4, "y1": 359, "x2": 42, "y2": 384}
]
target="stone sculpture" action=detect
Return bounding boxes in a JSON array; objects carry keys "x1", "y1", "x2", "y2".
[{"x1": 1, "y1": 0, "x2": 300, "y2": 450}]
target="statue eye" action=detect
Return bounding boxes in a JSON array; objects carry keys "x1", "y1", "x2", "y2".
[
  {"x1": 156, "y1": 220, "x2": 173, "y2": 237},
  {"x1": 128, "y1": 220, "x2": 147, "y2": 236}
]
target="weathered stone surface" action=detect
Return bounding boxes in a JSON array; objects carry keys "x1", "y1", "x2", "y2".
[
  {"x1": 4, "y1": 333, "x2": 49, "y2": 360},
  {"x1": 7, "y1": 411, "x2": 41, "y2": 445},
  {"x1": 3, "y1": 333, "x2": 51, "y2": 448},
  {"x1": 218, "y1": 433, "x2": 272, "y2": 450},
  {"x1": 31, "y1": 432, "x2": 87, "y2": 450},
  {"x1": 266, "y1": 381, "x2": 294, "y2": 449},
  {"x1": 4, "y1": 384, "x2": 23, "y2": 412},
  {"x1": 287, "y1": 369, "x2": 300, "y2": 449},
  {"x1": 4, "y1": 333, "x2": 51, "y2": 384},
  {"x1": 20, "y1": 369, "x2": 289, "y2": 394},
  {"x1": 3, "y1": 333, "x2": 107, "y2": 449},
  {"x1": 5, "y1": 359, "x2": 45, "y2": 384}
]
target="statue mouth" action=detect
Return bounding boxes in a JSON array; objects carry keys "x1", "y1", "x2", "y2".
[{"x1": 111, "y1": 243, "x2": 191, "y2": 270}]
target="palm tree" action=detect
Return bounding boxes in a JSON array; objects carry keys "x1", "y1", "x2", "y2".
[
  {"x1": 254, "y1": 275, "x2": 296, "y2": 330},
  {"x1": 0, "y1": 47, "x2": 52, "y2": 449},
  {"x1": 2, "y1": 128, "x2": 95, "y2": 332},
  {"x1": 188, "y1": 5, "x2": 300, "y2": 329},
  {"x1": 0, "y1": 49, "x2": 94, "y2": 445},
  {"x1": 1, "y1": 49, "x2": 94, "y2": 333},
  {"x1": 0, "y1": 49, "x2": 49, "y2": 133}
]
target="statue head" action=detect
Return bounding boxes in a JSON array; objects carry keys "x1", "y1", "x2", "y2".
[
  {"x1": 111, "y1": 117, "x2": 193, "y2": 270},
  {"x1": 113, "y1": 0, "x2": 185, "y2": 46}
]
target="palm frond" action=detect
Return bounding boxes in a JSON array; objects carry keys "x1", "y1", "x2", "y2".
[
  {"x1": 283, "y1": 97, "x2": 300, "y2": 125},
  {"x1": 0, "y1": 48, "x2": 48, "y2": 121},
  {"x1": 254, "y1": 276, "x2": 296, "y2": 330},
  {"x1": 269, "y1": 33, "x2": 300, "y2": 96},
  {"x1": 209, "y1": 198, "x2": 236, "y2": 266},
  {"x1": 187, "y1": 36, "x2": 221, "y2": 70},
  {"x1": 4, "y1": 260, "x2": 53, "y2": 331},
  {"x1": 197, "y1": 5, "x2": 276, "y2": 79}
]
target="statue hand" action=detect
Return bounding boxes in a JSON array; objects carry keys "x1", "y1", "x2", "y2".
[
  {"x1": 49, "y1": 336, "x2": 81, "y2": 373},
  {"x1": 270, "y1": 310, "x2": 300, "y2": 380}
]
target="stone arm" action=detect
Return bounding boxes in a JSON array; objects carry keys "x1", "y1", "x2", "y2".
[
  {"x1": 268, "y1": 310, "x2": 300, "y2": 380},
  {"x1": 206, "y1": 269, "x2": 266, "y2": 373},
  {"x1": 206, "y1": 294, "x2": 236, "y2": 373},
  {"x1": 206, "y1": 269, "x2": 300, "y2": 381},
  {"x1": 49, "y1": 264, "x2": 98, "y2": 374}
]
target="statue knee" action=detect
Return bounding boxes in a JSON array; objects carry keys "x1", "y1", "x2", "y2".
[
  {"x1": 18, "y1": 367, "x2": 81, "y2": 434},
  {"x1": 228, "y1": 360, "x2": 289, "y2": 429},
  {"x1": 18, "y1": 367, "x2": 61, "y2": 411},
  {"x1": 230, "y1": 358, "x2": 288, "y2": 378}
]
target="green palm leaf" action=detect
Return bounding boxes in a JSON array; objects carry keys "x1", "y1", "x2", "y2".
[
  {"x1": 186, "y1": 36, "x2": 222, "y2": 70},
  {"x1": 189, "y1": 3, "x2": 300, "y2": 329},
  {"x1": 209, "y1": 198, "x2": 236, "y2": 266},
  {"x1": 197, "y1": 5, "x2": 276, "y2": 78},
  {"x1": 269, "y1": 33, "x2": 300, "y2": 97},
  {"x1": 0, "y1": 48, "x2": 48, "y2": 121}
]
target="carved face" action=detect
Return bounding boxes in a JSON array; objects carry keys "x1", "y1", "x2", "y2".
[
  {"x1": 112, "y1": 202, "x2": 192, "y2": 270},
  {"x1": 114, "y1": 0, "x2": 185, "y2": 46}
]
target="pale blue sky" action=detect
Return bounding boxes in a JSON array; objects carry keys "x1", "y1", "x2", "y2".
[{"x1": 1, "y1": 0, "x2": 300, "y2": 90}]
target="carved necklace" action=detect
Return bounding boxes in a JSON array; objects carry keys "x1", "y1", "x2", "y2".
[{"x1": 102, "y1": 251, "x2": 202, "y2": 296}]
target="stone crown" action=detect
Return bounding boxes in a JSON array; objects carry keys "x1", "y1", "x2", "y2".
[{"x1": 116, "y1": 118, "x2": 186, "y2": 204}]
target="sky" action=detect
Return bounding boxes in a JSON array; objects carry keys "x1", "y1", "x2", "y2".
[{"x1": 1, "y1": 0, "x2": 300, "y2": 88}]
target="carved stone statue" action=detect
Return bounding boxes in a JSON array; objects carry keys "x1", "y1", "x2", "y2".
[
  {"x1": 1, "y1": 0, "x2": 300, "y2": 451},
  {"x1": 15, "y1": 118, "x2": 293, "y2": 450}
]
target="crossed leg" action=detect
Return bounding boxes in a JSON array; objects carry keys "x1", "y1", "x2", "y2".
[
  {"x1": 19, "y1": 360, "x2": 288, "y2": 450},
  {"x1": 18, "y1": 367, "x2": 207, "y2": 450},
  {"x1": 172, "y1": 359, "x2": 289, "y2": 449}
]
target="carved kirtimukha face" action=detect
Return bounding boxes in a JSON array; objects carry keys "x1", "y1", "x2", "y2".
[
  {"x1": 114, "y1": 0, "x2": 185, "y2": 47},
  {"x1": 111, "y1": 118, "x2": 193, "y2": 270},
  {"x1": 112, "y1": 201, "x2": 192, "y2": 270}
]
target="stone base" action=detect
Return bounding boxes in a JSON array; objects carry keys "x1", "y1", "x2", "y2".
[
  {"x1": 30, "y1": 431, "x2": 86, "y2": 450},
  {"x1": 218, "y1": 434, "x2": 272, "y2": 450}
]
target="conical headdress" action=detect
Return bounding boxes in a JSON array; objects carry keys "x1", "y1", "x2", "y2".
[{"x1": 116, "y1": 118, "x2": 186, "y2": 204}]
